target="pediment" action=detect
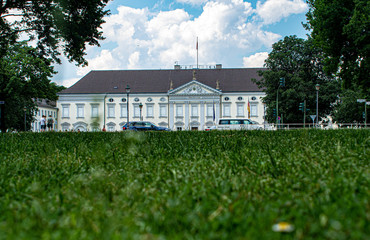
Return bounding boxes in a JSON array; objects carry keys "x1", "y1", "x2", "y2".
[{"x1": 169, "y1": 80, "x2": 221, "y2": 95}]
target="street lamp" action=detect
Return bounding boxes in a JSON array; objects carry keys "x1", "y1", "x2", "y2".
[
  {"x1": 276, "y1": 77, "x2": 285, "y2": 128},
  {"x1": 126, "y1": 85, "x2": 130, "y2": 125},
  {"x1": 315, "y1": 84, "x2": 320, "y2": 127},
  {"x1": 139, "y1": 102, "x2": 143, "y2": 121}
]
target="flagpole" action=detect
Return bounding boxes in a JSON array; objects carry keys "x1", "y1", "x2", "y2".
[{"x1": 196, "y1": 37, "x2": 199, "y2": 69}]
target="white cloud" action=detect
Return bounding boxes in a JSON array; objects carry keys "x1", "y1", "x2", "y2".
[
  {"x1": 75, "y1": 0, "x2": 281, "y2": 74},
  {"x1": 176, "y1": 0, "x2": 208, "y2": 5},
  {"x1": 256, "y1": 0, "x2": 308, "y2": 24},
  {"x1": 243, "y1": 52, "x2": 269, "y2": 67},
  {"x1": 57, "y1": 78, "x2": 80, "y2": 88},
  {"x1": 77, "y1": 49, "x2": 121, "y2": 76}
]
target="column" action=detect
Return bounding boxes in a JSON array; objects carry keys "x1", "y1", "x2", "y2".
[
  {"x1": 169, "y1": 102, "x2": 174, "y2": 130},
  {"x1": 200, "y1": 101, "x2": 205, "y2": 130},
  {"x1": 185, "y1": 101, "x2": 189, "y2": 130}
]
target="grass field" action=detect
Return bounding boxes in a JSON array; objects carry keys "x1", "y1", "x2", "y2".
[{"x1": 0, "y1": 130, "x2": 369, "y2": 239}]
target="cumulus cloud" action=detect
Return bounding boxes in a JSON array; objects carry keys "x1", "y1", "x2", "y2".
[
  {"x1": 256, "y1": 0, "x2": 308, "y2": 24},
  {"x1": 176, "y1": 0, "x2": 208, "y2": 5},
  {"x1": 77, "y1": 0, "x2": 279, "y2": 73},
  {"x1": 77, "y1": 49, "x2": 121, "y2": 76},
  {"x1": 243, "y1": 52, "x2": 269, "y2": 67},
  {"x1": 59, "y1": 78, "x2": 80, "y2": 88},
  {"x1": 55, "y1": 0, "x2": 306, "y2": 87}
]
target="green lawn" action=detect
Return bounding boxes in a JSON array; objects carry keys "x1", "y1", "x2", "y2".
[{"x1": 0, "y1": 130, "x2": 369, "y2": 239}]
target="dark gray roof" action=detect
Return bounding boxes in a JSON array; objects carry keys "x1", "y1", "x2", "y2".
[
  {"x1": 59, "y1": 68, "x2": 265, "y2": 94},
  {"x1": 34, "y1": 98, "x2": 56, "y2": 108}
]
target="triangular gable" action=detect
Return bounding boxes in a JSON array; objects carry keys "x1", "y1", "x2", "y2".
[{"x1": 168, "y1": 80, "x2": 221, "y2": 95}]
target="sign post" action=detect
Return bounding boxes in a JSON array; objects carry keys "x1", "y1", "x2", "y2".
[{"x1": 310, "y1": 115, "x2": 316, "y2": 128}]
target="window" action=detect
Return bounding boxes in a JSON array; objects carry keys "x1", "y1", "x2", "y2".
[
  {"x1": 120, "y1": 104, "x2": 127, "y2": 117},
  {"x1": 77, "y1": 104, "x2": 84, "y2": 118},
  {"x1": 251, "y1": 104, "x2": 258, "y2": 117},
  {"x1": 207, "y1": 105, "x2": 213, "y2": 117},
  {"x1": 160, "y1": 105, "x2": 167, "y2": 117},
  {"x1": 237, "y1": 104, "x2": 244, "y2": 116},
  {"x1": 147, "y1": 105, "x2": 154, "y2": 117},
  {"x1": 134, "y1": 105, "x2": 140, "y2": 118},
  {"x1": 223, "y1": 104, "x2": 231, "y2": 117},
  {"x1": 91, "y1": 104, "x2": 99, "y2": 118},
  {"x1": 177, "y1": 127, "x2": 182, "y2": 131},
  {"x1": 108, "y1": 126, "x2": 114, "y2": 131},
  {"x1": 191, "y1": 105, "x2": 198, "y2": 117},
  {"x1": 62, "y1": 105, "x2": 70, "y2": 118},
  {"x1": 176, "y1": 105, "x2": 183, "y2": 117},
  {"x1": 108, "y1": 104, "x2": 115, "y2": 118}
]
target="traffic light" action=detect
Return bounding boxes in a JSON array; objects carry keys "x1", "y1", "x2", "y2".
[
  {"x1": 299, "y1": 102, "x2": 304, "y2": 111},
  {"x1": 279, "y1": 78, "x2": 285, "y2": 87},
  {"x1": 272, "y1": 108, "x2": 277, "y2": 117}
]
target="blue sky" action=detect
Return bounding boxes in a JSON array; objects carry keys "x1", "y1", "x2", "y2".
[{"x1": 53, "y1": 0, "x2": 309, "y2": 87}]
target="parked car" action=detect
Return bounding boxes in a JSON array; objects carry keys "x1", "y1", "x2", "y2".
[
  {"x1": 207, "y1": 119, "x2": 263, "y2": 131},
  {"x1": 122, "y1": 121, "x2": 171, "y2": 131}
]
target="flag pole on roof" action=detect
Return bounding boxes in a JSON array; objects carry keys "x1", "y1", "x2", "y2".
[{"x1": 196, "y1": 37, "x2": 199, "y2": 69}]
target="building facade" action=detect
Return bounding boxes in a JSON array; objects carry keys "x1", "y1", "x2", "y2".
[
  {"x1": 57, "y1": 67, "x2": 266, "y2": 131},
  {"x1": 31, "y1": 99, "x2": 58, "y2": 132}
]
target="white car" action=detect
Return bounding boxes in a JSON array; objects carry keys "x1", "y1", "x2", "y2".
[{"x1": 207, "y1": 119, "x2": 263, "y2": 131}]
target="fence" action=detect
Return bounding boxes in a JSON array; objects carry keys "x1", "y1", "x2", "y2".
[{"x1": 262, "y1": 122, "x2": 369, "y2": 130}]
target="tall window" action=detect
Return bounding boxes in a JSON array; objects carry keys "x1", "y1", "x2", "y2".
[
  {"x1": 120, "y1": 104, "x2": 127, "y2": 118},
  {"x1": 147, "y1": 105, "x2": 154, "y2": 117},
  {"x1": 176, "y1": 105, "x2": 183, "y2": 117},
  {"x1": 191, "y1": 105, "x2": 198, "y2": 117},
  {"x1": 108, "y1": 104, "x2": 115, "y2": 118},
  {"x1": 77, "y1": 104, "x2": 84, "y2": 118},
  {"x1": 62, "y1": 105, "x2": 70, "y2": 118},
  {"x1": 251, "y1": 104, "x2": 258, "y2": 117},
  {"x1": 237, "y1": 104, "x2": 244, "y2": 117},
  {"x1": 134, "y1": 105, "x2": 140, "y2": 118},
  {"x1": 91, "y1": 104, "x2": 99, "y2": 118},
  {"x1": 207, "y1": 105, "x2": 213, "y2": 117},
  {"x1": 223, "y1": 104, "x2": 231, "y2": 117},
  {"x1": 160, "y1": 105, "x2": 167, "y2": 117}
]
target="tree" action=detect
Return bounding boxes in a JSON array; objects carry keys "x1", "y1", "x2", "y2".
[
  {"x1": 0, "y1": 42, "x2": 65, "y2": 131},
  {"x1": 0, "y1": 0, "x2": 110, "y2": 65},
  {"x1": 0, "y1": 0, "x2": 110, "y2": 131},
  {"x1": 305, "y1": 0, "x2": 370, "y2": 96},
  {"x1": 253, "y1": 36, "x2": 340, "y2": 124},
  {"x1": 332, "y1": 90, "x2": 369, "y2": 124}
]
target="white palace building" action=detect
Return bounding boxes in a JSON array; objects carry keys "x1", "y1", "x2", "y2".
[{"x1": 57, "y1": 65, "x2": 266, "y2": 131}]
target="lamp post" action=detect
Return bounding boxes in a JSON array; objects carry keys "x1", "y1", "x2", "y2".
[
  {"x1": 23, "y1": 106, "x2": 27, "y2": 131},
  {"x1": 315, "y1": 84, "x2": 320, "y2": 128},
  {"x1": 139, "y1": 102, "x2": 143, "y2": 121},
  {"x1": 126, "y1": 85, "x2": 130, "y2": 125},
  {"x1": 276, "y1": 78, "x2": 285, "y2": 129}
]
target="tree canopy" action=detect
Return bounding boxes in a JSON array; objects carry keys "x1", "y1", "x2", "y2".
[
  {"x1": 0, "y1": 0, "x2": 110, "y2": 66},
  {"x1": 305, "y1": 0, "x2": 370, "y2": 96},
  {"x1": 0, "y1": 0, "x2": 110, "y2": 131},
  {"x1": 0, "y1": 42, "x2": 65, "y2": 131},
  {"x1": 254, "y1": 36, "x2": 340, "y2": 124}
]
